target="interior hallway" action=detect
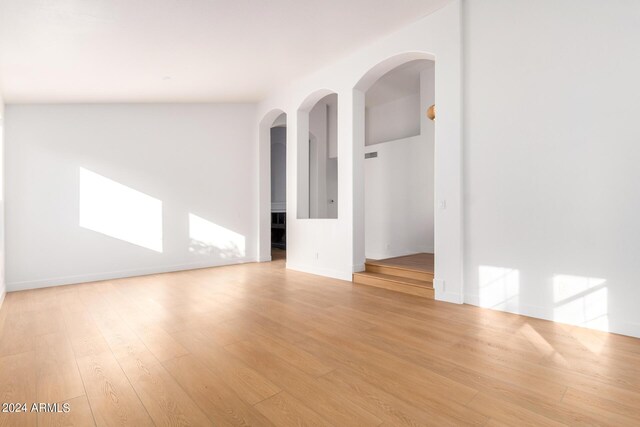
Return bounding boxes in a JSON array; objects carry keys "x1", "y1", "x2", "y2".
[{"x1": 1, "y1": 259, "x2": 639, "y2": 426}]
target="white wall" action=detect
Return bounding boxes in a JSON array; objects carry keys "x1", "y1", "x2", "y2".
[
  {"x1": 0, "y1": 93, "x2": 5, "y2": 307},
  {"x1": 364, "y1": 66, "x2": 435, "y2": 260},
  {"x1": 270, "y1": 126, "x2": 286, "y2": 212},
  {"x1": 365, "y1": 93, "x2": 420, "y2": 146},
  {"x1": 5, "y1": 104, "x2": 257, "y2": 290},
  {"x1": 463, "y1": 0, "x2": 640, "y2": 337},
  {"x1": 365, "y1": 136, "x2": 432, "y2": 259},
  {"x1": 256, "y1": 0, "x2": 462, "y2": 304}
]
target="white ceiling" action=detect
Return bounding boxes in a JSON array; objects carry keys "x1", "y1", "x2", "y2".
[
  {"x1": 0, "y1": 0, "x2": 450, "y2": 103},
  {"x1": 365, "y1": 59, "x2": 434, "y2": 107}
]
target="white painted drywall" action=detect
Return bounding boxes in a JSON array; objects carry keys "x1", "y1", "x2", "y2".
[
  {"x1": 0, "y1": 93, "x2": 5, "y2": 307},
  {"x1": 365, "y1": 136, "x2": 432, "y2": 259},
  {"x1": 5, "y1": 104, "x2": 257, "y2": 290},
  {"x1": 463, "y1": 0, "x2": 640, "y2": 337},
  {"x1": 256, "y1": 0, "x2": 463, "y2": 305},
  {"x1": 364, "y1": 66, "x2": 435, "y2": 260},
  {"x1": 270, "y1": 126, "x2": 287, "y2": 212},
  {"x1": 365, "y1": 93, "x2": 420, "y2": 146}
]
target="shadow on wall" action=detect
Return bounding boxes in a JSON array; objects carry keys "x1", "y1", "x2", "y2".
[
  {"x1": 79, "y1": 167, "x2": 245, "y2": 258},
  {"x1": 477, "y1": 265, "x2": 609, "y2": 333}
]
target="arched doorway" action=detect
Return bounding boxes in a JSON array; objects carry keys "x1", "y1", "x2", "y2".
[
  {"x1": 352, "y1": 51, "x2": 461, "y2": 301},
  {"x1": 258, "y1": 109, "x2": 287, "y2": 262}
]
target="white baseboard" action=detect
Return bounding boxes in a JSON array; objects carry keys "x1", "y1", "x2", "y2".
[
  {"x1": 6, "y1": 257, "x2": 255, "y2": 292},
  {"x1": 436, "y1": 289, "x2": 463, "y2": 304},
  {"x1": 285, "y1": 262, "x2": 352, "y2": 281},
  {"x1": 612, "y1": 322, "x2": 640, "y2": 339},
  {"x1": 464, "y1": 294, "x2": 640, "y2": 339}
]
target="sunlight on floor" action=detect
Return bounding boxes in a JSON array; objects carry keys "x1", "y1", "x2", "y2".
[
  {"x1": 79, "y1": 167, "x2": 163, "y2": 252},
  {"x1": 518, "y1": 323, "x2": 557, "y2": 357},
  {"x1": 188, "y1": 213, "x2": 245, "y2": 258},
  {"x1": 478, "y1": 266, "x2": 520, "y2": 310}
]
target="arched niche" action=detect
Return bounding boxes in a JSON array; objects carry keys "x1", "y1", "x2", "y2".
[{"x1": 296, "y1": 89, "x2": 339, "y2": 219}]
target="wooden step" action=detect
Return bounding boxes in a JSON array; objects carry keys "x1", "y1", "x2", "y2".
[
  {"x1": 364, "y1": 262, "x2": 434, "y2": 282},
  {"x1": 352, "y1": 271, "x2": 434, "y2": 299}
]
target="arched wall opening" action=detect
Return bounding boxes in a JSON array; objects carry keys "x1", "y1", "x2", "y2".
[
  {"x1": 255, "y1": 3, "x2": 462, "y2": 297},
  {"x1": 296, "y1": 90, "x2": 339, "y2": 219},
  {"x1": 258, "y1": 109, "x2": 287, "y2": 262},
  {"x1": 360, "y1": 58, "x2": 435, "y2": 261},
  {"x1": 352, "y1": 51, "x2": 457, "y2": 297}
]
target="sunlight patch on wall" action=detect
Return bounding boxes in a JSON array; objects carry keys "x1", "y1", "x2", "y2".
[
  {"x1": 478, "y1": 266, "x2": 520, "y2": 310},
  {"x1": 553, "y1": 274, "x2": 608, "y2": 332},
  {"x1": 188, "y1": 213, "x2": 245, "y2": 258},
  {"x1": 79, "y1": 168, "x2": 163, "y2": 252}
]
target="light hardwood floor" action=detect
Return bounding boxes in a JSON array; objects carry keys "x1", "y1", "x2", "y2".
[{"x1": 1, "y1": 258, "x2": 640, "y2": 426}]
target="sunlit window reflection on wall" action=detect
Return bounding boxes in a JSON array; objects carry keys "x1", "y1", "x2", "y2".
[
  {"x1": 553, "y1": 275, "x2": 608, "y2": 332},
  {"x1": 79, "y1": 168, "x2": 163, "y2": 252},
  {"x1": 478, "y1": 266, "x2": 520, "y2": 310},
  {"x1": 189, "y1": 213, "x2": 245, "y2": 258}
]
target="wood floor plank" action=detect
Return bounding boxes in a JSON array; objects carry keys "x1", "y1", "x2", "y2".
[
  {"x1": 32, "y1": 308, "x2": 66, "y2": 337},
  {"x1": 36, "y1": 331, "x2": 76, "y2": 364},
  {"x1": 294, "y1": 337, "x2": 488, "y2": 426},
  {"x1": 101, "y1": 327, "x2": 159, "y2": 368},
  {"x1": 467, "y1": 393, "x2": 565, "y2": 427},
  {"x1": 319, "y1": 368, "x2": 466, "y2": 426},
  {"x1": 63, "y1": 308, "x2": 112, "y2": 358},
  {"x1": 117, "y1": 355, "x2": 211, "y2": 427},
  {"x1": 70, "y1": 334, "x2": 112, "y2": 359},
  {"x1": 1, "y1": 256, "x2": 639, "y2": 425},
  {"x1": 163, "y1": 354, "x2": 275, "y2": 426},
  {"x1": 225, "y1": 339, "x2": 383, "y2": 426},
  {"x1": 254, "y1": 392, "x2": 334, "y2": 427},
  {"x1": 248, "y1": 333, "x2": 335, "y2": 377},
  {"x1": 561, "y1": 386, "x2": 640, "y2": 425},
  {"x1": 76, "y1": 352, "x2": 154, "y2": 427},
  {"x1": 171, "y1": 328, "x2": 281, "y2": 405},
  {"x1": 36, "y1": 359, "x2": 85, "y2": 404},
  {"x1": 0, "y1": 311, "x2": 37, "y2": 357},
  {"x1": 0, "y1": 351, "x2": 37, "y2": 427},
  {"x1": 303, "y1": 327, "x2": 478, "y2": 405},
  {"x1": 128, "y1": 324, "x2": 189, "y2": 362},
  {"x1": 444, "y1": 367, "x2": 565, "y2": 408}
]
